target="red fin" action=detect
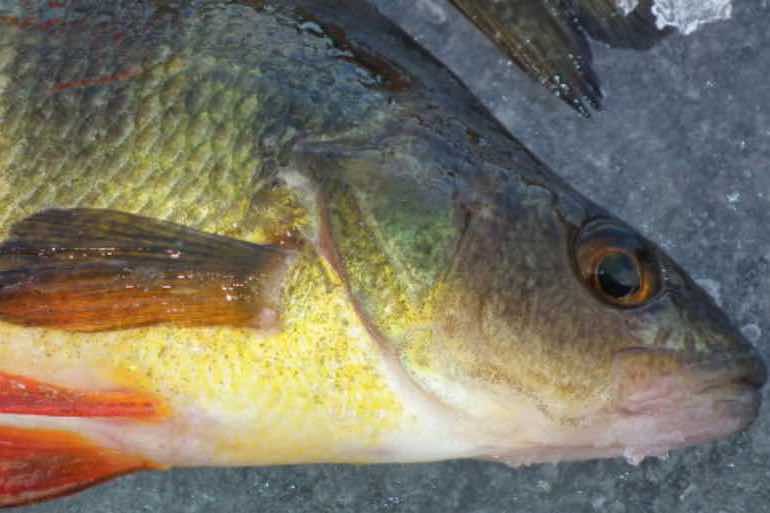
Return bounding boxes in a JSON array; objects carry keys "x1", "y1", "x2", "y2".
[
  {"x1": 0, "y1": 372, "x2": 169, "y2": 420},
  {"x1": 0, "y1": 425, "x2": 158, "y2": 507},
  {"x1": 0, "y1": 209, "x2": 293, "y2": 332}
]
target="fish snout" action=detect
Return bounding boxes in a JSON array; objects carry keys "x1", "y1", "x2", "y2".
[{"x1": 689, "y1": 345, "x2": 767, "y2": 390}]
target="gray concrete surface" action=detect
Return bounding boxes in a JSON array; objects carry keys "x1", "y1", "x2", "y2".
[{"x1": 21, "y1": 1, "x2": 770, "y2": 512}]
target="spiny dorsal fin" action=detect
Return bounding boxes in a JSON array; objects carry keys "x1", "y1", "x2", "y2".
[
  {"x1": 0, "y1": 209, "x2": 293, "y2": 332},
  {"x1": 449, "y1": 0, "x2": 670, "y2": 116}
]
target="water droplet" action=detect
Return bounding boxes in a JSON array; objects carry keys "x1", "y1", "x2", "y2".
[
  {"x1": 298, "y1": 21, "x2": 324, "y2": 37},
  {"x1": 741, "y1": 323, "x2": 762, "y2": 343}
]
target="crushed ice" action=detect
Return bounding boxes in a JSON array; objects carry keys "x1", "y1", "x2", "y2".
[
  {"x1": 615, "y1": 0, "x2": 733, "y2": 35},
  {"x1": 651, "y1": 0, "x2": 733, "y2": 35},
  {"x1": 616, "y1": 0, "x2": 640, "y2": 15}
]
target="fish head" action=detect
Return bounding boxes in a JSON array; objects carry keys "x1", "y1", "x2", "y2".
[
  {"x1": 318, "y1": 137, "x2": 765, "y2": 464},
  {"x1": 389, "y1": 168, "x2": 766, "y2": 465}
]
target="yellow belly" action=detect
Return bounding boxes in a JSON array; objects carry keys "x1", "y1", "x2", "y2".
[{"x1": 0, "y1": 252, "x2": 407, "y2": 465}]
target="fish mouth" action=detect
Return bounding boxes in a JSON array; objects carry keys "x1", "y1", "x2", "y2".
[
  {"x1": 478, "y1": 349, "x2": 765, "y2": 467},
  {"x1": 604, "y1": 347, "x2": 766, "y2": 464}
]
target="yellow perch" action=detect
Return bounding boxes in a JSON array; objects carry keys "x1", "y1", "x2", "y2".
[{"x1": 0, "y1": 0, "x2": 763, "y2": 507}]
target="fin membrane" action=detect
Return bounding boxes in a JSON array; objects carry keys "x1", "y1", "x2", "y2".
[
  {"x1": 0, "y1": 425, "x2": 156, "y2": 507},
  {"x1": 0, "y1": 372, "x2": 168, "y2": 419},
  {"x1": 449, "y1": 0, "x2": 669, "y2": 115},
  {"x1": 0, "y1": 209, "x2": 292, "y2": 332}
]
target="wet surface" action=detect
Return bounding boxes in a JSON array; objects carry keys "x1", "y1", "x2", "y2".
[{"x1": 22, "y1": 1, "x2": 770, "y2": 512}]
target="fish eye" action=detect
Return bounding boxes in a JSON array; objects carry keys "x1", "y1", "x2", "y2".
[
  {"x1": 574, "y1": 220, "x2": 661, "y2": 307},
  {"x1": 596, "y1": 251, "x2": 640, "y2": 299}
]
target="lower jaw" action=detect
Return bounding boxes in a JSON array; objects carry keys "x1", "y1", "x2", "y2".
[
  {"x1": 608, "y1": 387, "x2": 759, "y2": 463},
  {"x1": 482, "y1": 385, "x2": 761, "y2": 467}
]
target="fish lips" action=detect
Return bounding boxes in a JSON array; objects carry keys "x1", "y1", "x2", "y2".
[{"x1": 605, "y1": 346, "x2": 766, "y2": 463}]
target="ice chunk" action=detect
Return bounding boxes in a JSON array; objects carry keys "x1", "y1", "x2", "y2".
[
  {"x1": 650, "y1": 0, "x2": 733, "y2": 35},
  {"x1": 613, "y1": 0, "x2": 733, "y2": 34},
  {"x1": 615, "y1": 0, "x2": 640, "y2": 15}
]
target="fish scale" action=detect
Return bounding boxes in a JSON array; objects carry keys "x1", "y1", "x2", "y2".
[{"x1": 0, "y1": 8, "x2": 345, "y2": 240}]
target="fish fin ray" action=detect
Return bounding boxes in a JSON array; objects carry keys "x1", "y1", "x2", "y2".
[
  {"x1": 449, "y1": 0, "x2": 601, "y2": 116},
  {"x1": 0, "y1": 209, "x2": 293, "y2": 332},
  {"x1": 0, "y1": 425, "x2": 157, "y2": 507},
  {"x1": 0, "y1": 372, "x2": 169, "y2": 419}
]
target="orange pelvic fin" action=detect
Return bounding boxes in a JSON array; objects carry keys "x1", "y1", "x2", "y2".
[
  {"x1": 0, "y1": 372, "x2": 169, "y2": 420},
  {"x1": 0, "y1": 425, "x2": 158, "y2": 507}
]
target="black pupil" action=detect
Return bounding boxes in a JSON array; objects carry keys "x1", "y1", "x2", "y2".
[{"x1": 597, "y1": 252, "x2": 641, "y2": 299}]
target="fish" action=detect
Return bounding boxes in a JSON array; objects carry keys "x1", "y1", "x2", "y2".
[{"x1": 0, "y1": 0, "x2": 763, "y2": 507}]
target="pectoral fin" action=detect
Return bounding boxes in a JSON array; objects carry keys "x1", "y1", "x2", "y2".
[
  {"x1": 0, "y1": 425, "x2": 157, "y2": 507},
  {"x1": 0, "y1": 209, "x2": 293, "y2": 332},
  {"x1": 449, "y1": 0, "x2": 669, "y2": 115}
]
